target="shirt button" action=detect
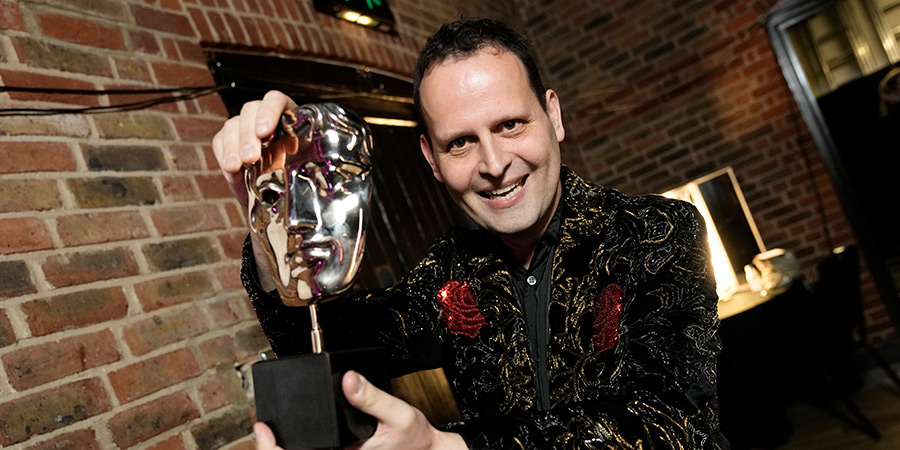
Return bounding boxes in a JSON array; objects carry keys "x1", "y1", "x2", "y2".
[{"x1": 527, "y1": 275, "x2": 537, "y2": 286}]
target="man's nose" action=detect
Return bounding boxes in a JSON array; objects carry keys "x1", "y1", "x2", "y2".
[
  {"x1": 477, "y1": 138, "x2": 511, "y2": 178},
  {"x1": 285, "y1": 175, "x2": 320, "y2": 232}
]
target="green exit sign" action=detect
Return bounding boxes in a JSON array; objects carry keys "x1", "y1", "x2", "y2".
[{"x1": 314, "y1": 0, "x2": 396, "y2": 32}]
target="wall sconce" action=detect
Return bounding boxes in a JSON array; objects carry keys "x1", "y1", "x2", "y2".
[{"x1": 314, "y1": 0, "x2": 396, "y2": 32}]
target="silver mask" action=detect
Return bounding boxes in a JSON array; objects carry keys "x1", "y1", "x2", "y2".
[{"x1": 245, "y1": 103, "x2": 373, "y2": 307}]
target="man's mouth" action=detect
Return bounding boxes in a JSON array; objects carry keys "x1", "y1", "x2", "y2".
[{"x1": 479, "y1": 176, "x2": 526, "y2": 200}]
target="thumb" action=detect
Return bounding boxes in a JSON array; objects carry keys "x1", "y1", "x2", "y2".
[
  {"x1": 253, "y1": 422, "x2": 283, "y2": 450},
  {"x1": 342, "y1": 370, "x2": 401, "y2": 423}
]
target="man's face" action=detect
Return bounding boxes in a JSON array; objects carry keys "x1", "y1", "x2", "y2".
[
  {"x1": 418, "y1": 48, "x2": 564, "y2": 242},
  {"x1": 246, "y1": 104, "x2": 372, "y2": 306}
]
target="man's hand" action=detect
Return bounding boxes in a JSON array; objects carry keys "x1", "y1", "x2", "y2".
[
  {"x1": 211, "y1": 90, "x2": 298, "y2": 208},
  {"x1": 253, "y1": 371, "x2": 468, "y2": 450},
  {"x1": 211, "y1": 91, "x2": 297, "y2": 289}
]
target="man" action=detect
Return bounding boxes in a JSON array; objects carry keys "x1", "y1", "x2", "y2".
[{"x1": 213, "y1": 18, "x2": 725, "y2": 449}]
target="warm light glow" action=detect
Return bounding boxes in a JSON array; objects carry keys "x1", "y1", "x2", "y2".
[
  {"x1": 363, "y1": 117, "x2": 418, "y2": 127},
  {"x1": 356, "y1": 15, "x2": 375, "y2": 26},
  {"x1": 340, "y1": 10, "x2": 361, "y2": 21},
  {"x1": 664, "y1": 185, "x2": 739, "y2": 299}
]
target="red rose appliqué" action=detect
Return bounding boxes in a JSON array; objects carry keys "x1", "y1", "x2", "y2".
[
  {"x1": 437, "y1": 280, "x2": 484, "y2": 338},
  {"x1": 592, "y1": 283, "x2": 624, "y2": 354}
]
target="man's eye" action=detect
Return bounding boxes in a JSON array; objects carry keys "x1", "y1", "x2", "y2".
[
  {"x1": 449, "y1": 137, "x2": 467, "y2": 149},
  {"x1": 502, "y1": 120, "x2": 519, "y2": 130}
]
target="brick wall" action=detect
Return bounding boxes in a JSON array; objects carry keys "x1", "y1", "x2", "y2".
[
  {"x1": 516, "y1": 0, "x2": 895, "y2": 342},
  {"x1": 0, "y1": 0, "x2": 503, "y2": 448},
  {"x1": 0, "y1": 0, "x2": 895, "y2": 448}
]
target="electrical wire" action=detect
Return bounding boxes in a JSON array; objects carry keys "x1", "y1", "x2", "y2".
[{"x1": 0, "y1": 83, "x2": 234, "y2": 116}]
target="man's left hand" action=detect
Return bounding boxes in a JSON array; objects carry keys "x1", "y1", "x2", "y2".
[{"x1": 253, "y1": 370, "x2": 467, "y2": 450}]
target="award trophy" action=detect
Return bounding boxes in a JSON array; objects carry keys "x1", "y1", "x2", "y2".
[{"x1": 245, "y1": 103, "x2": 390, "y2": 449}]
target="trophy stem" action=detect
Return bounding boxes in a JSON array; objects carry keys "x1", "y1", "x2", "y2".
[{"x1": 310, "y1": 303, "x2": 324, "y2": 354}]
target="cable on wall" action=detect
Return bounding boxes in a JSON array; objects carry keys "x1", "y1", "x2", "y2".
[{"x1": 0, "y1": 83, "x2": 234, "y2": 117}]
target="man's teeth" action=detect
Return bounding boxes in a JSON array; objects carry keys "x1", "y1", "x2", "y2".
[{"x1": 484, "y1": 181, "x2": 521, "y2": 199}]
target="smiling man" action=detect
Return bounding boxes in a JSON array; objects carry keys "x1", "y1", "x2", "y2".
[{"x1": 213, "y1": 17, "x2": 726, "y2": 450}]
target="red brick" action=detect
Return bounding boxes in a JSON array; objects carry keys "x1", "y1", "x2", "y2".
[
  {"x1": 197, "y1": 92, "x2": 230, "y2": 117},
  {"x1": 0, "y1": 114, "x2": 91, "y2": 137},
  {"x1": 150, "y1": 204, "x2": 225, "y2": 236},
  {"x1": 0, "y1": 180, "x2": 62, "y2": 213},
  {"x1": 206, "y1": 11, "x2": 227, "y2": 42},
  {"x1": 23, "y1": 287, "x2": 128, "y2": 337},
  {"x1": 161, "y1": 37, "x2": 180, "y2": 61},
  {"x1": 134, "y1": 271, "x2": 215, "y2": 311},
  {"x1": 131, "y1": 4, "x2": 194, "y2": 37},
  {"x1": 234, "y1": 324, "x2": 269, "y2": 360},
  {"x1": 108, "y1": 392, "x2": 199, "y2": 448},
  {"x1": 0, "y1": 0, "x2": 25, "y2": 31},
  {"x1": 93, "y1": 113, "x2": 174, "y2": 140},
  {"x1": 2, "y1": 330, "x2": 120, "y2": 390},
  {"x1": 160, "y1": 0, "x2": 182, "y2": 10},
  {"x1": 42, "y1": 247, "x2": 139, "y2": 288},
  {"x1": 150, "y1": 61, "x2": 215, "y2": 87},
  {"x1": 190, "y1": 405, "x2": 254, "y2": 450},
  {"x1": 36, "y1": 12, "x2": 125, "y2": 50},
  {"x1": 123, "y1": 305, "x2": 209, "y2": 355},
  {"x1": 199, "y1": 335, "x2": 238, "y2": 368},
  {"x1": 0, "y1": 218, "x2": 53, "y2": 255},
  {"x1": 187, "y1": 7, "x2": 214, "y2": 42},
  {"x1": 171, "y1": 116, "x2": 224, "y2": 142},
  {"x1": 162, "y1": 175, "x2": 200, "y2": 202},
  {"x1": 216, "y1": 263, "x2": 244, "y2": 290},
  {"x1": 225, "y1": 201, "x2": 247, "y2": 228},
  {"x1": 0, "y1": 142, "x2": 75, "y2": 174},
  {"x1": 198, "y1": 365, "x2": 247, "y2": 412},
  {"x1": 0, "y1": 309, "x2": 15, "y2": 348},
  {"x1": 208, "y1": 293, "x2": 252, "y2": 327},
  {"x1": 67, "y1": 177, "x2": 160, "y2": 209},
  {"x1": 222, "y1": 11, "x2": 248, "y2": 44},
  {"x1": 218, "y1": 230, "x2": 247, "y2": 260},
  {"x1": 142, "y1": 236, "x2": 221, "y2": 272},
  {"x1": 0, "y1": 378, "x2": 110, "y2": 445},
  {"x1": 109, "y1": 348, "x2": 202, "y2": 403},
  {"x1": 176, "y1": 39, "x2": 206, "y2": 64},
  {"x1": 56, "y1": 211, "x2": 149, "y2": 246},
  {"x1": 195, "y1": 174, "x2": 234, "y2": 199},
  {"x1": 145, "y1": 435, "x2": 187, "y2": 450},
  {"x1": 10, "y1": 36, "x2": 112, "y2": 77},
  {"x1": 21, "y1": 428, "x2": 101, "y2": 450},
  {"x1": 169, "y1": 144, "x2": 202, "y2": 170},
  {"x1": 129, "y1": 29, "x2": 161, "y2": 55}
]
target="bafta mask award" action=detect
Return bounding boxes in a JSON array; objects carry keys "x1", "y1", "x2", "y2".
[{"x1": 246, "y1": 103, "x2": 390, "y2": 449}]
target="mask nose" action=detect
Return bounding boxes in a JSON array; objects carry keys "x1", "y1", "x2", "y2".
[{"x1": 286, "y1": 174, "x2": 321, "y2": 233}]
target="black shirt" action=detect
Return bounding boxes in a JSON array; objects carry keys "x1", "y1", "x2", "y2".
[{"x1": 496, "y1": 202, "x2": 563, "y2": 411}]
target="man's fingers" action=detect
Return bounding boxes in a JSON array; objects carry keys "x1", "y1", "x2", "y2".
[
  {"x1": 343, "y1": 371, "x2": 414, "y2": 428},
  {"x1": 239, "y1": 100, "x2": 263, "y2": 164},
  {"x1": 253, "y1": 422, "x2": 283, "y2": 450},
  {"x1": 256, "y1": 91, "x2": 297, "y2": 138}
]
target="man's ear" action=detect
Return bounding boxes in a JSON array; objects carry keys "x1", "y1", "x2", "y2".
[
  {"x1": 545, "y1": 89, "x2": 565, "y2": 143},
  {"x1": 419, "y1": 134, "x2": 445, "y2": 183}
]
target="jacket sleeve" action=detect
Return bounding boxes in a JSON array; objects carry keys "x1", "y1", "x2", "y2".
[
  {"x1": 240, "y1": 235, "x2": 446, "y2": 378},
  {"x1": 440, "y1": 201, "x2": 727, "y2": 449}
]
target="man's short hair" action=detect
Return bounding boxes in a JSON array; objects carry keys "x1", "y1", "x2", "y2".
[{"x1": 413, "y1": 17, "x2": 547, "y2": 136}]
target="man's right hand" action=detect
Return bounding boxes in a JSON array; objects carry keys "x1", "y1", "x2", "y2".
[
  {"x1": 212, "y1": 90, "x2": 298, "y2": 291},
  {"x1": 211, "y1": 90, "x2": 299, "y2": 208}
]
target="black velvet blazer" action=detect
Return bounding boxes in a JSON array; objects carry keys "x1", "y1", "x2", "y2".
[{"x1": 242, "y1": 167, "x2": 727, "y2": 449}]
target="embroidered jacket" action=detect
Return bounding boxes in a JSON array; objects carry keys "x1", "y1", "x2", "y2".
[{"x1": 242, "y1": 167, "x2": 727, "y2": 449}]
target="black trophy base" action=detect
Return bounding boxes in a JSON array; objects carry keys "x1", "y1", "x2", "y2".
[{"x1": 252, "y1": 347, "x2": 391, "y2": 449}]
